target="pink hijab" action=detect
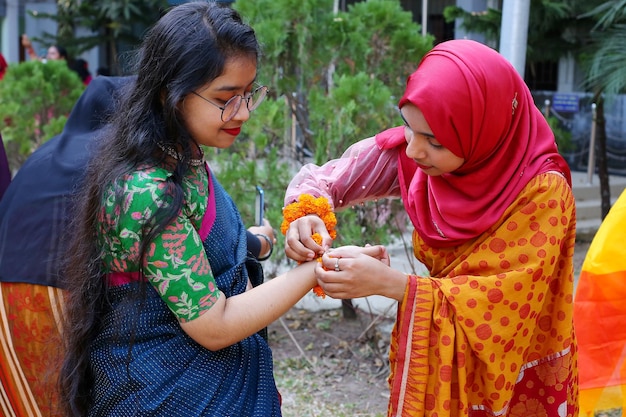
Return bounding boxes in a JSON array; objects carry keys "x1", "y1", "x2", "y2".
[{"x1": 376, "y1": 40, "x2": 571, "y2": 247}]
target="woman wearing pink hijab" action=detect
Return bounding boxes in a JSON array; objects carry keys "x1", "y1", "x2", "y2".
[{"x1": 283, "y1": 39, "x2": 578, "y2": 416}]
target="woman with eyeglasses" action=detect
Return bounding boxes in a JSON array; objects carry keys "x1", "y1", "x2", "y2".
[{"x1": 58, "y1": 3, "x2": 383, "y2": 416}]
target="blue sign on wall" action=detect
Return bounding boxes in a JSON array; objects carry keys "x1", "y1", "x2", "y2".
[{"x1": 552, "y1": 93, "x2": 580, "y2": 113}]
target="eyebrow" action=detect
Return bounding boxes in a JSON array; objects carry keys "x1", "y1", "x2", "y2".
[
  {"x1": 398, "y1": 110, "x2": 410, "y2": 127},
  {"x1": 212, "y1": 79, "x2": 258, "y2": 93},
  {"x1": 197, "y1": 79, "x2": 258, "y2": 96},
  {"x1": 399, "y1": 109, "x2": 436, "y2": 139}
]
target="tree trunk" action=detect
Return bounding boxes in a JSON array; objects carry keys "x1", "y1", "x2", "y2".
[
  {"x1": 593, "y1": 92, "x2": 611, "y2": 219},
  {"x1": 341, "y1": 299, "x2": 357, "y2": 320}
]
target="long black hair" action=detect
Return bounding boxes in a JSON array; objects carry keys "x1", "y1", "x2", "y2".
[{"x1": 58, "y1": 3, "x2": 260, "y2": 415}]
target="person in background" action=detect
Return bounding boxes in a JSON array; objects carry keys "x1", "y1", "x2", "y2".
[
  {"x1": 57, "y1": 3, "x2": 381, "y2": 416},
  {"x1": 283, "y1": 39, "x2": 578, "y2": 416},
  {"x1": 69, "y1": 58, "x2": 92, "y2": 85},
  {"x1": 96, "y1": 66, "x2": 111, "y2": 77},
  {"x1": 21, "y1": 34, "x2": 91, "y2": 85},
  {"x1": 21, "y1": 34, "x2": 68, "y2": 62},
  {"x1": 0, "y1": 133, "x2": 9, "y2": 200},
  {"x1": 0, "y1": 75, "x2": 125, "y2": 417},
  {"x1": 45, "y1": 44, "x2": 68, "y2": 61},
  {"x1": 0, "y1": 53, "x2": 7, "y2": 80},
  {"x1": 575, "y1": 188, "x2": 626, "y2": 416}
]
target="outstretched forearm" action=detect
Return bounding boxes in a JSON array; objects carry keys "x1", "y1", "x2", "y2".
[
  {"x1": 284, "y1": 137, "x2": 401, "y2": 210},
  {"x1": 181, "y1": 261, "x2": 317, "y2": 350}
]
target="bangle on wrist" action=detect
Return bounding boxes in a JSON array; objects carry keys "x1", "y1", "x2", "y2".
[{"x1": 255, "y1": 233, "x2": 273, "y2": 261}]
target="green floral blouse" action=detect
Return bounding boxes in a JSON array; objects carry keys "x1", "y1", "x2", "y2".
[{"x1": 97, "y1": 164, "x2": 221, "y2": 322}]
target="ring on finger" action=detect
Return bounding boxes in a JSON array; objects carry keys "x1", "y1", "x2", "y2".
[{"x1": 334, "y1": 258, "x2": 341, "y2": 272}]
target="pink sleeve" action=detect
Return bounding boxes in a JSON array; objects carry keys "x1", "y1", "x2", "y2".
[{"x1": 284, "y1": 136, "x2": 402, "y2": 210}]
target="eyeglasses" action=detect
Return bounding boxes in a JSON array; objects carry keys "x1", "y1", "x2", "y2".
[{"x1": 191, "y1": 85, "x2": 268, "y2": 122}]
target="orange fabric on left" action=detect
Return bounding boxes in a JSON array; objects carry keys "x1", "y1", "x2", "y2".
[{"x1": 0, "y1": 282, "x2": 65, "y2": 417}]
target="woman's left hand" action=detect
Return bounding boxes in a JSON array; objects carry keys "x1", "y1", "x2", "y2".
[
  {"x1": 248, "y1": 219, "x2": 276, "y2": 259},
  {"x1": 248, "y1": 219, "x2": 276, "y2": 242}
]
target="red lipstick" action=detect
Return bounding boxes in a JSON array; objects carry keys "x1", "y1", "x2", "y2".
[{"x1": 223, "y1": 127, "x2": 241, "y2": 136}]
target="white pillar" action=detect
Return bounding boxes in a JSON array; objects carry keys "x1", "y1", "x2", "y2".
[
  {"x1": 422, "y1": 0, "x2": 428, "y2": 37},
  {"x1": 557, "y1": 54, "x2": 576, "y2": 92},
  {"x1": 2, "y1": 0, "x2": 20, "y2": 63},
  {"x1": 498, "y1": 0, "x2": 530, "y2": 77}
]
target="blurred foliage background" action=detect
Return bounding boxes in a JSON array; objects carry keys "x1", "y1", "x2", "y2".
[
  {"x1": 219, "y1": 0, "x2": 433, "y2": 271},
  {"x1": 0, "y1": 60, "x2": 84, "y2": 172},
  {"x1": 7, "y1": 0, "x2": 626, "y2": 264}
]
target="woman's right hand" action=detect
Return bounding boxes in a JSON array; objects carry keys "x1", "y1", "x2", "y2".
[
  {"x1": 284, "y1": 214, "x2": 333, "y2": 262},
  {"x1": 315, "y1": 245, "x2": 407, "y2": 301}
]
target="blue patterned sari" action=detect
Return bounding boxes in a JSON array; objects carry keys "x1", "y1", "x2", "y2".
[{"x1": 89, "y1": 173, "x2": 280, "y2": 416}]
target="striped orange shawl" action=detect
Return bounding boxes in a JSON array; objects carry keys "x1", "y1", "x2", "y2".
[{"x1": 388, "y1": 173, "x2": 578, "y2": 416}]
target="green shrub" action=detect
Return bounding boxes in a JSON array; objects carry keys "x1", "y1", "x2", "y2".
[
  {"x1": 221, "y1": 0, "x2": 433, "y2": 264},
  {"x1": 546, "y1": 115, "x2": 574, "y2": 153},
  {"x1": 0, "y1": 60, "x2": 84, "y2": 173}
]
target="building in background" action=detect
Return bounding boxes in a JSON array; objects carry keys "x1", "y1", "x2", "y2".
[
  {"x1": 0, "y1": 0, "x2": 574, "y2": 90},
  {"x1": 0, "y1": 0, "x2": 235, "y2": 77},
  {"x1": 1, "y1": 0, "x2": 623, "y2": 174}
]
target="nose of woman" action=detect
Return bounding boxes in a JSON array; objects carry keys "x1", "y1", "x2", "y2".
[{"x1": 404, "y1": 128, "x2": 427, "y2": 160}]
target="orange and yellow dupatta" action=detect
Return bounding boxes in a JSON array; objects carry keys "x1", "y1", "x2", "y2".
[
  {"x1": 575, "y1": 189, "x2": 626, "y2": 416},
  {"x1": 387, "y1": 173, "x2": 578, "y2": 417}
]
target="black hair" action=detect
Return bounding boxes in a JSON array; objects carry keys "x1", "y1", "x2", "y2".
[
  {"x1": 69, "y1": 58, "x2": 91, "y2": 83},
  {"x1": 96, "y1": 66, "x2": 110, "y2": 76},
  {"x1": 58, "y1": 3, "x2": 260, "y2": 415},
  {"x1": 53, "y1": 44, "x2": 69, "y2": 60}
]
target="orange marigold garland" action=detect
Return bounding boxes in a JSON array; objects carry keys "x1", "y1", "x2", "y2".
[{"x1": 281, "y1": 194, "x2": 337, "y2": 298}]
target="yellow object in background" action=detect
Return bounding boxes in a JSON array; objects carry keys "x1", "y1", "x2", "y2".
[{"x1": 575, "y1": 189, "x2": 626, "y2": 416}]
